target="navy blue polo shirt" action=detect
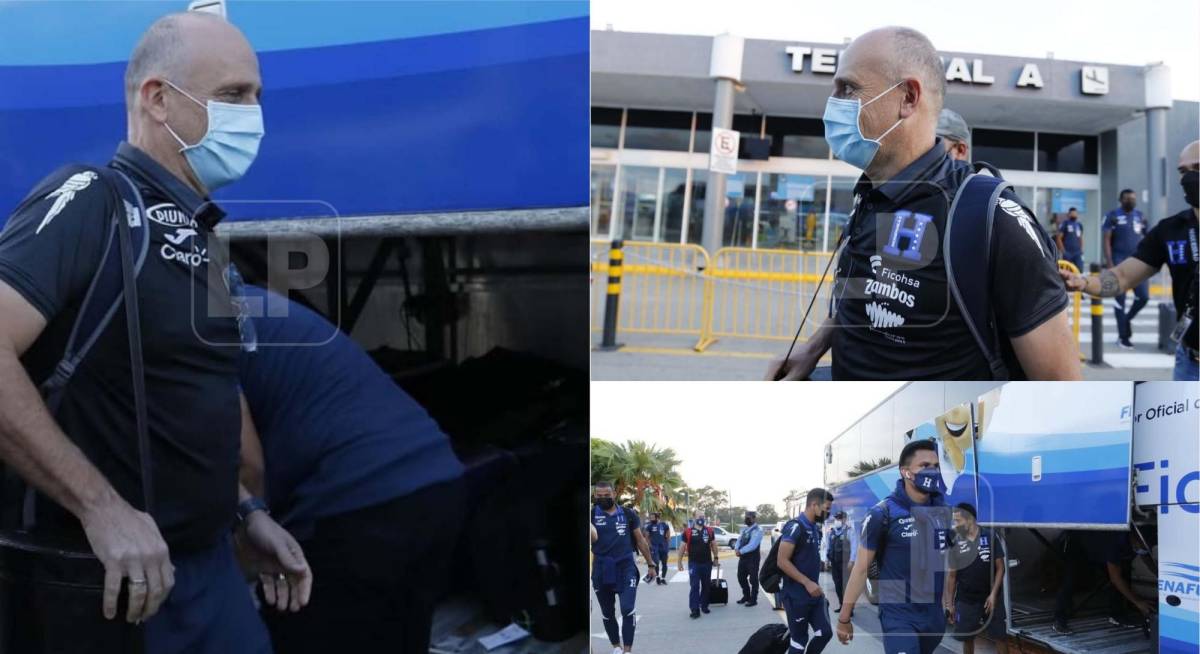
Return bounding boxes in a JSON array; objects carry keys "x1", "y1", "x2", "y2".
[
  {"x1": 646, "y1": 520, "x2": 670, "y2": 549},
  {"x1": 862, "y1": 491, "x2": 952, "y2": 606},
  {"x1": 592, "y1": 504, "x2": 638, "y2": 560},
  {"x1": 780, "y1": 514, "x2": 822, "y2": 599},
  {"x1": 1103, "y1": 208, "x2": 1147, "y2": 259},
  {"x1": 237, "y1": 286, "x2": 463, "y2": 531},
  {"x1": 1059, "y1": 219, "x2": 1084, "y2": 257}
]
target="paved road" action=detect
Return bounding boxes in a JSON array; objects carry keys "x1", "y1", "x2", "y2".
[
  {"x1": 589, "y1": 541, "x2": 1003, "y2": 654},
  {"x1": 592, "y1": 299, "x2": 1178, "y2": 381}
]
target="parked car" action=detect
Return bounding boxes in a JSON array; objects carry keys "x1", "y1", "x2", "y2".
[{"x1": 710, "y1": 526, "x2": 739, "y2": 549}]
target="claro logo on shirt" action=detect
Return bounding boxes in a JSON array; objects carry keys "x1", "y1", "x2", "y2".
[{"x1": 147, "y1": 203, "x2": 209, "y2": 268}]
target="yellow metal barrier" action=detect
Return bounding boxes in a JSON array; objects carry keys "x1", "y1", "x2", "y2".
[
  {"x1": 1057, "y1": 260, "x2": 1084, "y2": 360},
  {"x1": 591, "y1": 242, "x2": 1101, "y2": 357},
  {"x1": 696, "y1": 247, "x2": 836, "y2": 352},
  {"x1": 590, "y1": 240, "x2": 710, "y2": 338}
]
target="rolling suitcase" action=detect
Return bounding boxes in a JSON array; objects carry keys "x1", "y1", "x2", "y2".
[{"x1": 709, "y1": 565, "x2": 729, "y2": 605}]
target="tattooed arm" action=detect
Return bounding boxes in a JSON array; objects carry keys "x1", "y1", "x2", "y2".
[{"x1": 1060, "y1": 257, "x2": 1157, "y2": 298}]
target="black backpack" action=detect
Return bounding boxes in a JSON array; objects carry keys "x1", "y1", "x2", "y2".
[
  {"x1": 757, "y1": 534, "x2": 784, "y2": 593},
  {"x1": 737, "y1": 623, "x2": 789, "y2": 654},
  {"x1": 944, "y1": 163, "x2": 1058, "y2": 380}
]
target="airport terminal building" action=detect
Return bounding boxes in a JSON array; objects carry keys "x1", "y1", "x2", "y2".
[{"x1": 591, "y1": 30, "x2": 1199, "y2": 263}]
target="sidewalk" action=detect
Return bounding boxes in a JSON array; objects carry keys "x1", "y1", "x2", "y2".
[
  {"x1": 588, "y1": 543, "x2": 1002, "y2": 653},
  {"x1": 591, "y1": 299, "x2": 1178, "y2": 381}
]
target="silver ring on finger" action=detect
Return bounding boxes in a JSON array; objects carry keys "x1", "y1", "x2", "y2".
[
  {"x1": 129, "y1": 578, "x2": 148, "y2": 586},
  {"x1": 276, "y1": 573, "x2": 286, "y2": 582}
]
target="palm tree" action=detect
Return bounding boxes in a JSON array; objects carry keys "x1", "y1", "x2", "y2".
[
  {"x1": 846, "y1": 457, "x2": 893, "y2": 478},
  {"x1": 591, "y1": 438, "x2": 689, "y2": 527}
]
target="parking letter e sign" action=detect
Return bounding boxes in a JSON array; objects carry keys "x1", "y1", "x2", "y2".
[{"x1": 710, "y1": 127, "x2": 740, "y2": 175}]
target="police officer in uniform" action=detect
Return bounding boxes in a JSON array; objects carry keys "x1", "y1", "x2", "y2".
[
  {"x1": 1063, "y1": 140, "x2": 1200, "y2": 380},
  {"x1": 1103, "y1": 190, "x2": 1150, "y2": 348},
  {"x1": 945, "y1": 503, "x2": 1009, "y2": 654},
  {"x1": 591, "y1": 482, "x2": 656, "y2": 654},
  {"x1": 735, "y1": 510, "x2": 764, "y2": 606},
  {"x1": 837, "y1": 440, "x2": 953, "y2": 654},
  {"x1": 778, "y1": 490, "x2": 835, "y2": 654},
  {"x1": 676, "y1": 510, "x2": 720, "y2": 619},
  {"x1": 768, "y1": 26, "x2": 1079, "y2": 382},
  {"x1": 0, "y1": 12, "x2": 304, "y2": 653},
  {"x1": 823, "y1": 511, "x2": 856, "y2": 611},
  {"x1": 1056, "y1": 208, "x2": 1085, "y2": 272},
  {"x1": 644, "y1": 512, "x2": 671, "y2": 585}
]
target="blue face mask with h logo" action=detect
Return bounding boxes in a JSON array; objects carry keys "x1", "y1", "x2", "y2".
[{"x1": 823, "y1": 80, "x2": 905, "y2": 170}]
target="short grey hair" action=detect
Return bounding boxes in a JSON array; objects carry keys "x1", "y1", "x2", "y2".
[
  {"x1": 887, "y1": 27, "x2": 945, "y2": 111},
  {"x1": 124, "y1": 12, "x2": 222, "y2": 111}
]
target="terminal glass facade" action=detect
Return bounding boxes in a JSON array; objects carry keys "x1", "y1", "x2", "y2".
[{"x1": 591, "y1": 108, "x2": 1103, "y2": 256}]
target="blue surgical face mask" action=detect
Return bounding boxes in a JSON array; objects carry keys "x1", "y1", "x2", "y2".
[
  {"x1": 823, "y1": 80, "x2": 905, "y2": 170},
  {"x1": 696, "y1": 518, "x2": 705, "y2": 526},
  {"x1": 163, "y1": 80, "x2": 264, "y2": 192},
  {"x1": 909, "y1": 467, "x2": 946, "y2": 495}
]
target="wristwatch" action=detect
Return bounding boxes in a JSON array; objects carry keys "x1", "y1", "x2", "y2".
[{"x1": 236, "y1": 496, "x2": 269, "y2": 525}]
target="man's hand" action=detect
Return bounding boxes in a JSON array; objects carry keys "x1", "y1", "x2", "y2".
[
  {"x1": 678, "y1": 562, "x2": 685, "y2": 572},
  {"x1": 805, "y1": 579, "x2": 822, "y2": 598},
  {"x1": 234, "y1": 512, "x2": 312, "y2": 612},
  {"x1": 1059, "y1": 269, "x2": 1087, "y2": 292},
  {"x1": 735, "y1": 549, "x2": 741, "y2": 557},
  {"x1": 81, "y1": 496, "x2": 175, "y2": 623},
  {"x1": 646, "y1": 566, "x2": 657, "y2": 580},
  {"x1": 765, "y1": 344, "x2": 818, "y2": 381},
  {"x1": 837, "y1": 618, "x2": 853, "y2": 644},
  {"x1": 945, "y1": 596, "x2": 957, "y2": 622},
  {"x1": 983, "y1": 593, "x2": 996, "y2": 615}
]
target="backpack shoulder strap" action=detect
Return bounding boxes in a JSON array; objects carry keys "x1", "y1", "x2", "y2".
[
  {"x1": 945, "y1": 172, "x2": 1013, "y2": 381},
  {"x1": 972, "y1": 160, "x2": 1005, "y2": 179},
  {"x1": 38, "y1": 166, "x2": 150, "y2": 411},
  {"x1": 23, "y1": 165, "x2": 153, "y2": 528}
]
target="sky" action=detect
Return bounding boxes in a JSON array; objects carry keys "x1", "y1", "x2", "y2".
[
  {"x1": 590, "y1": 381, "x2": 905, "y2": 515},
  {"x1": 591, "y1": 0, "x2": 1200, "y2": 101}
]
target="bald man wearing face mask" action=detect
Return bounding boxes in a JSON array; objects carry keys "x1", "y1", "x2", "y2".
[
  {"x1": 1062, "y1": 140, "x2": 1200, "y2": 380},
  {"x1": 0, "y1": 12, "x2": 308, "y2": 653},
  {"x1": 768, "y1": 27, "x2": 1078, "y2": 382}
]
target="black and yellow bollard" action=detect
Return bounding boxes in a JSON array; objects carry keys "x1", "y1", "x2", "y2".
[
  {"x1": 598, "y1": 240, "x2": 624, "y2": 351},
  {"x1": 1089, "y1": 263, "x2": 1104, "y2": 365}
]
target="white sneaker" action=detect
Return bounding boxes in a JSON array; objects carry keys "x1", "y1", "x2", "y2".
[{"x1": 613, "y1": 647, "x2": 624, "y2": 654}]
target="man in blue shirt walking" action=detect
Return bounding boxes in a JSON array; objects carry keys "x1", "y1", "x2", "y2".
[
  {"x1": 735, "y1": 510, "x2": 764, "y2": 606},
  {"x1": 1057, "y1": 207, "x2": 1085, "y2": 272},
  {"x1": 1103, "y1": 190, "x2": 1150, "y2": 348},
  {"x1": 644, "y1": 512, "x2": 671, "y2": 585},
  {"x1": 236, "y1": 285, "x2": 467, "y2": 654},
  {"x1": 778, "y1": 489, "x2": 835, "y2": 654},
  {"x1": 591, "y1": 482, "x2": 656, "y2": 653},
  {"x1": 837, "y1": 440, "x2": 953, "y2": 654}
]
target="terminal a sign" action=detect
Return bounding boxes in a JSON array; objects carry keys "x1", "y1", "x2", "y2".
[{"x1": 784, "y1": 46, "x2": 1108, "y2": 95}]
